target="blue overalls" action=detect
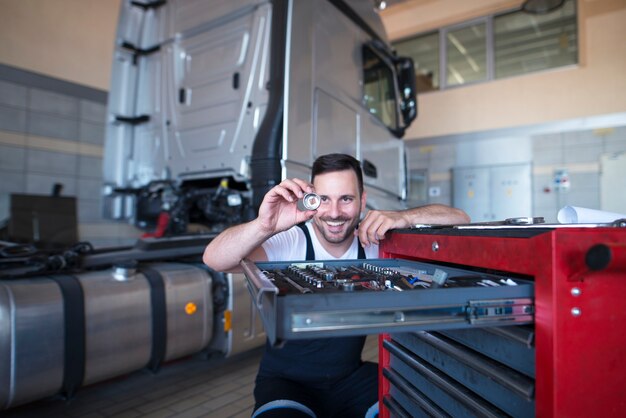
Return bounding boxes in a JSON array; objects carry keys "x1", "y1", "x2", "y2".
[{"x1": 252, "y1": 224, "x2": 378, "y2": 418}]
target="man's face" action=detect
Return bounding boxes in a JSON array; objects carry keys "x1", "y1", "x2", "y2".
[{"x1": 311, "y1": 169, "x2": 366, "y2": 245}]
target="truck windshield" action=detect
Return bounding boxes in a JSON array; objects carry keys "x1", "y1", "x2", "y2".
[{"x1": 363, "y1": 45, "x2": 399, "y2": 132}]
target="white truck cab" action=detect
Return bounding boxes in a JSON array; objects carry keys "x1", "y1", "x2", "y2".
[{"x1": 104, "y1": 0, "x2": 416, "y2": 233}]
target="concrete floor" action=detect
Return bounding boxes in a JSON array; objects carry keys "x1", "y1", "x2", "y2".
[{"x1": 4, "y1": 336, "x2": 379, "y2": 418}]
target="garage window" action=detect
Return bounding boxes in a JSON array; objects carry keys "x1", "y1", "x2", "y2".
[
  {"x1": 494, "y1": 0, "x2": 577, "y2": 78},
  {"x1": 392, "y1": 0, "x2": 577, "y2": 90}
]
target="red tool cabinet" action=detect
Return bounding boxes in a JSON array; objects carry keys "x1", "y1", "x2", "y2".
[{"x1": 378, "y1": 226, "x2": 626, "y2": 418}]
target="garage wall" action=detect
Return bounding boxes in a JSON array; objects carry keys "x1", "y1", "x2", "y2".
[
  {"x1": 0, "y1": 0, "x2": 121, "y2": 90},
  {"x1": 383, "y1": 0, "x2": 626, "y2": 221},
  {"x1": 531, "y1": 126, "x2": 626, "y2": 221},
  {"x1": 406, "y1": 126, "x2": 626, "y2": 222},
  {"x1": 0, "y1": 0, "x2": 139, "y2": 246},
  {"x1": 0, "y1": 69, "x2": 140, "y2": 247},
  {"x1": 381, "y1": 0, "x2": 626, "y2": 139}
]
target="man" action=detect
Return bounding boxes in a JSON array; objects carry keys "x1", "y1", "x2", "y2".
[{"x1": 203, "y1": 153, "x2": 469, "y2": 417}]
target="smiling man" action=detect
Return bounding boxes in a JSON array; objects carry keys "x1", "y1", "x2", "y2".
[{"x1": 203, "y1": 153, "x2": 469, "y2": 417}]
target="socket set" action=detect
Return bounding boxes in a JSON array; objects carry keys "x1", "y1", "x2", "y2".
[
  {"x1": 241, "y1": 258, "x2": 534, "y2": 344},
  {"x1": 259, "y1": 261, "x2": 521, "y2": 295}
]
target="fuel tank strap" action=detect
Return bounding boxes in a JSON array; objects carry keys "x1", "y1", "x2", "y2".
[
  {"x1": 49, "y1": 274, "x2": 86, "y2": 399},
  {"x1": 141, "y1": 266, "x2": 167, "y2": 372}
]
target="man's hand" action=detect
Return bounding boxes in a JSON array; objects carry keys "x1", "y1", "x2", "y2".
[
  {"x1": 357, "y1": 210, "x2": 409, "y2": 247},
  {"x1": 257, "y1": 178, "x2": 317, "y2": 235}
]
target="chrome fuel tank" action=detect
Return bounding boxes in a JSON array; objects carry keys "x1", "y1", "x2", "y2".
[
  {"x1": 0, "y1": 262, "x2": 212, "y2": 409},
  {"x1": 0, "y1": 278, "x2": 64, "y2": 410}
]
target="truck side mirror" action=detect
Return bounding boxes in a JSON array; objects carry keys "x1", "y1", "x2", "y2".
[{"x1": 395, "y1": 56, "x2": 418, "y2": 127}]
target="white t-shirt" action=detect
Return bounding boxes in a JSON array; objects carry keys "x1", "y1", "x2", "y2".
[{"x1": 262, "y1": 221, "x2": 379, "y2": 261}]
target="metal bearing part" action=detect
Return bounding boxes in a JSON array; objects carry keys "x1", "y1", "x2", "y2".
[{"x1": 297, "y1": 192, "x2": 321, "y2": 211}]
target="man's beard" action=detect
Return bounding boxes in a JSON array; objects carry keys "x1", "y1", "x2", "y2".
[{"x1": 314, "y1": 215, "x2": 360, "y2": 244}]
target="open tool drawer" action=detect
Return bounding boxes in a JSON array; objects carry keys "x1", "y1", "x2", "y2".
[{"x1": 241, "y1": 258, "x2": 534, "y2": 345}]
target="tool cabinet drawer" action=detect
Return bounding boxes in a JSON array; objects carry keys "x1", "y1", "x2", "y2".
[
  {"x1": 438, "y1": 325, "x2": 535, "y2": 378},
  {"x1": 241, "y1": 258, "x2": 534, "y2": 345},
  {"x1": 384, "y1": 330, "x2": 535, "y2": 417}
]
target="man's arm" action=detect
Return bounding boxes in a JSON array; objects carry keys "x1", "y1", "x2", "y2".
[
  {"x1": 202, "y1": 219, "x2": 271, "y2": 273},
  {"x1": 357, "y1": 204, "x2": 470, "y2": 247},
  {"x1": 203, "y1": 178, "x2": 315, "y2": 272}
]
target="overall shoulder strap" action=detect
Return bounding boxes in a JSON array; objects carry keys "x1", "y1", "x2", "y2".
[
  {"x1": 297, "y1": 223, "x2": 366, "y2": 260},
  {"x1": 296, "y1": 223, "x2": 315, "y2": 261},
  {"x1": 357, "y1": 238, "x2": 366, "y2": 259}
]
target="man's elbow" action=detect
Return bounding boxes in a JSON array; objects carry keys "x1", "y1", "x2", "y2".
[
  {"x1": 203, "y1": 248, "x2": 239, "y2": 273},
  {"x1": 428, "y1": 204, "x2": 470, "y2": 224},
  {"x1": 456, "y1": 208, "x2": 471, "y2": 224},
  {"x1": 202, "y1": 249, "x2": 214, "y2": 269},
  {"x1": 202, "y1": 246, "x2": 221, "y2": 271}
]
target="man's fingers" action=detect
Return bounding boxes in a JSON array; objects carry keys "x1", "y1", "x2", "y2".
[
  {"x1": 359, "y1": 211, "x2": 398, "y2": 246},
  {"x1": 368, "y1": 217, "x2": 388, "y2": 245},
  {"x1": 359, "y1": 214, "x2": 380, "y2": 246},
  {"x1": 268, "y1": 184, "x2": 296, "y2": 203},
  {"x1": 276, "y1": 178, "x2": 314, "y2": 200},
  {"x1": 291, "y1": 178, "x2": 314, "y2": 193}
]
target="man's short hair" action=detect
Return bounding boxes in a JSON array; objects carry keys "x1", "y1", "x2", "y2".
[{"x1": 311, "y1": 153, "x2": 363, "y2": 195}]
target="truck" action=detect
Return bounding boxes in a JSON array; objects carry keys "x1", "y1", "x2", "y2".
[
  {"x1": 0, "y1": 0, "x2": 416, "y2": 410},
  {"x1": 104, "y1": 0, "x2": 416, "y2": 233}
]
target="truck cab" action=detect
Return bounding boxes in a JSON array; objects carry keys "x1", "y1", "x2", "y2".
[{"x1": 103, "y1": 0, "x2": 417, "y2": 233}]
